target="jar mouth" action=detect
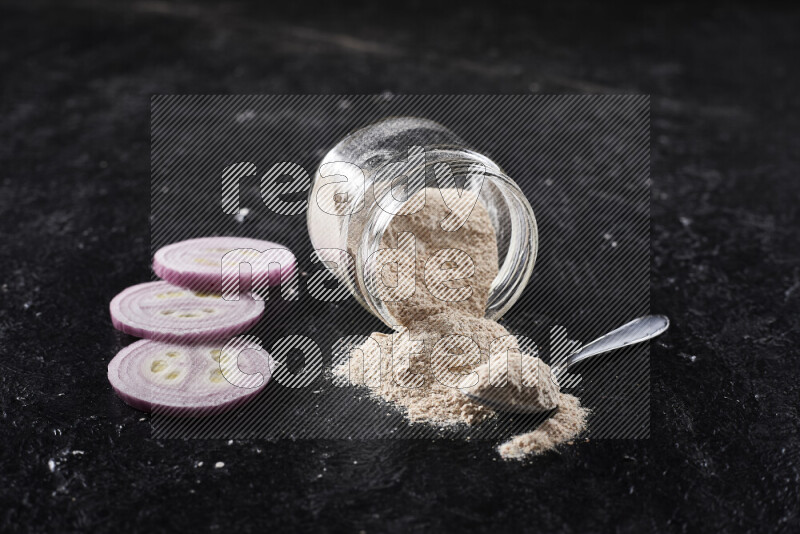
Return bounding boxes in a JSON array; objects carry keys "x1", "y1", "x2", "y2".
[
  {"x1": 356, "y1": 153, "x2": 538, "y2": 327},
  {"x1": 480, "y1": 168, "x2": 538, "y2": 321}
]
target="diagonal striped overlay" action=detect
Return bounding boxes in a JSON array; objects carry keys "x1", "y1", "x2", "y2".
[{"x1": 150, "y1": 95, "x2": 650, "y2": 440}]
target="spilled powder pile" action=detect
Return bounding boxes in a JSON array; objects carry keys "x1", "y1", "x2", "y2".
[
  {"x1": 339, "y1": 315, "x2": 510, "y2": 425},
  {"x1": 496, "y1": 393, "x2": 589, "y2": 459},
  {"x1": 334, "y1": 187, "x2": 588, "y2": 458},
  {"x1": 460, "y1": 352, "x2": 561, "y2": 413}
]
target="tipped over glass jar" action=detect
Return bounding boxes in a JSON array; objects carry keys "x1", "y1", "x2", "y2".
[{"x1": 307, "y1": 117, "x2": 538, "y2": 327}]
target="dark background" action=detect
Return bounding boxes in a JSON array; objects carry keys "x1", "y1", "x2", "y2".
[{"x1": 1, "y1": 0, "x2": 798, "y2": 532}]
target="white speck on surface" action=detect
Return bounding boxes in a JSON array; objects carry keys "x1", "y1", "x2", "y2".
[
  {"x1": 611, "y1": 241, "x2": 618, "y2": 248},
  {"x1": 603, "y1": 232, "x2": 612, "y2": 240},
  {"x1": 234, "y1": 207, "x2": 250, "y2": 223},
  {"x1": 544, "y1": 178, "x2": 553, "y2": 186},
  {"x1": 679, "y1": 216, "x2": 692, "y2": 227},
  {"x1": 227, "y1": 440, "x2": 233, "y2": 445},
  {"x1": 235, "y1": 109, "x2": 256, "y2": 123},
  {"x1": 215, "y1": 461, "x2": 225, "y2": 469},
  {"x1": 72, "y1": 450, "x2": 85, "y2": 455},
  {"x1": 194, "y1": 461, "x2": 204, "y2": 468},
  {"x1": 23, "y1": 301, "x2": 32, "y2": 310},
  {"x1": 48, "y1": 459, "x2": 56, "y2": 472}
]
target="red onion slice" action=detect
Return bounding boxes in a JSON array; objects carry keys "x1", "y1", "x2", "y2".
[
  {"x1": 153, "y1": 237, "x2": 296, "y2": 293},
  {"x1": 108, "y1": 337, "x2": 273, "y2": 415},
  {"x1": 109, "y1": 281, "x2": 264, "y2": 343}
]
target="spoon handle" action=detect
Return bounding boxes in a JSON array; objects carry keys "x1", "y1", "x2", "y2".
[{"x1": 565, "y1": 315, "x2": 670, "y2": 369}]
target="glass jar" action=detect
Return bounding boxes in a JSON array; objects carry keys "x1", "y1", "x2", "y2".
[{"x1": 307, "y1": 117, "x2": 538, "y2": 327}]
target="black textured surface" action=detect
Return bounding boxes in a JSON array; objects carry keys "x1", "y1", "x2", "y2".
[{"x1": 1, "y1": 1, "x2": 798, "y2": 532}]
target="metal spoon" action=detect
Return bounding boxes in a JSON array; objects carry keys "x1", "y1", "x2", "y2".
[{"x1": 462, "y1": 315, "x2": 670, "y2": 413}]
